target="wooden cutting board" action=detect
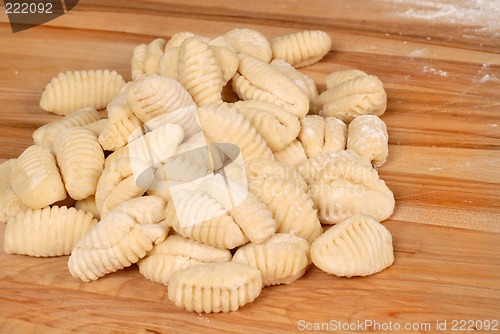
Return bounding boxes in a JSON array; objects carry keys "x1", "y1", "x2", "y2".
[{"x1": 0, "y1": 1, "x2": 499, "y2": 333}]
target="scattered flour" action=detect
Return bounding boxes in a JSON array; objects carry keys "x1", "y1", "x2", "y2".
[
  {"x1": 387, "y1": 0, "x2": 500, "y2": 37},
  {"x1": 423, "y1": 65, "x2": 449, "y2": 77},
  {"x1": 480, "y1": 74, "x2": 500, "y2": 83},
  {"x1": 408, "y1": 49, "x2": 426, "y2": 57}
]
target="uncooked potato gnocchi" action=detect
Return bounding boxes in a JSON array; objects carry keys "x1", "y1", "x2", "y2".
[
  {"x1": 33, "y1": 107, "x2": 101, "y2": 150},
  {"x1": 168, "y1": 262, "x2": 263, "y2": 313},
  {"x1": 4, "y1": 206, "x2": 97, "y2": 257},
  {"x1": 271, "y1": 30, "x2": 332, "y2": 68},
  {"x1": 0, "y1": 159, "x2": 26, "y2": 222},
  {"x1": 314, "y1": 69, "x2": 387, "y2": 123},
  {"x1": 232, "y1": 53, "x2": 309, "y2": 119},
  {"x1": 311, "y1": 214, "x2": 394, "y2": 277},
  {"x1": 232, "y1": 233, "x2": 311, "y2": 286},
  {"x1": 300, "y1": 150, "x2": 395, "y2": 224},
  {"x1": 54, "y1": 127, "x2": 105, "y2": 200},
  {"x1": 3, "y1": 27, "x2": 401, "y2": 315},
  {"x1": 138, "y1": 235, "x2": 232, "y2": 285},
  {"x1": 347, "y1": 114, "x2": 389, "y2": 167},
  {"x1": 224, "y1": 28, "x2": 272, "y2": 63},
  {"x1": 197, "y1": 103, "x2": 273, "y2": 163},
  {"x1": 68, "y1": 196, "x2": 168, "y2": 282},
  {"x1": 39, "y1": 70, "x2": 126, "y2": 115},
  {"x1": 177, "y1": 36, "x2": 223, "y2": 106},
  {"x1": 234, "y1": 100, "x2": 300, "y2": 152},
  {"x1": 11, "y1": 145, "x2": 66, "y2": 209}
]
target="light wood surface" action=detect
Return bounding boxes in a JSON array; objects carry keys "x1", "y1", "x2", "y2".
[{"x1": 0, "y1": 0, "x2": 499, "y2": 333}]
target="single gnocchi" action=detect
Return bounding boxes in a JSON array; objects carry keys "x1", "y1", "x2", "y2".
[
  {"x1": 234, "y1": 100, "x2": 300, "y2": 152},
  {"x1": 299, "y1": 150, "x2": 395, "y2": 224},
  {"x1": 0, "y1": 159, "x2": 27, "y2": 222},
  {"x1": 298, "y1": 115, "x2": 347, "y2": 158},
  {"x1": 232, "y1": 233, "x2": 311, "y2": 286},
  {"x1": 98, "y1": 83, "x2": 145, "y2": 151},
  {"x1": 33, "y1": 107, "x2": 101, "y2": 150},
  {"x1": 4, "y1": 206, "x2": 97, "y2": 257},
  {"x1": 224, "y1": 28, "x2": 272, "y2": 63},
  {"x1": 197, "y1": 103, "x2": 273, "y2": 163},
  {"x1": 271, "y1": 30, "x2": 332, "y2": 68},
  {"x1": 54, "y1": 127, "x2": 105, "y2": 200},
  {"x1": 232, "y1": 53, "x2": 309, "y2": 119},
  {"x1": 165, "y1": 189, "x2": 248, "y2": 249},
  {"x1": 248, "y1": 174, "x2": 322, "y2": 242},
  {"x1": 68, "y1": 196, "x2": 168, "y2": 282},
  {"x1": 39, "y1": 70, "x2": 126, "y2": 115},
  {"x1": 138, "y1": 235, "x2": 232, "y2": 285},
  {"x1": 11, "y1": 145, "x2": 66, "y2": 209},
  {"x1": 314, "y1": 69, "x2": 387, "y2": 123},
  {"x1": 177, "y1": 36, "x2": 223, "y2": 106},
  {"x1": 311, "y1": 214, "x2": 394, "y2": 277},
  {"x1": 168, "y1": 262, "x2": 263, "y2": 313},
  {"x1": 347, "y1": 114, "x2": 389, "y2": 167},
  {"x1": 127, "y1": 74, "x2": 198, "y2": 135}
]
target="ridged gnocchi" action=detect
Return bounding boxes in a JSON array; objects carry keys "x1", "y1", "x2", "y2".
[
  {"x1": 0, "y1": 159, "x2": 27, "y2": 222},
  {"x1": 168, "y1": 262, "x2": 263, "y2": 313},
  {"x1": 224, "y1": 28, "x2": 272, "y2": 63},
  {"x1": 131, "y1": 44, "x2": 147, "y2": 80},
  {"x1": 54, "y1": 127, "x2": 105, "y2": 200},
  {"x1": 127, "y1": 74, "x2": 198, "y2": 135},
  {"x1": 270, "y1": 59, "x2": 318, "y2": 109},
  {"x1": 39, "y1": 70, "x2": 126, "y2": 115},
  {"x1": 273, "y1": 139, "x2": 308, "y2": 167},
  {"x1": 271, "y1": 30, "x2": 332, "y2": 68},
  {"x1": 177, "y1": 36, "x2": 223, "y2": 106},
  {"x1": 197, "y1": 103, "x2": 273, "y2": 163},
  {"x1": 68, "y1": 196, "x2": 168, "y2": 282},
  {"x1": 232, "y1": 233, "x2": 310, "y2": 286},
  {"x1": 144, "y1": 38, "x2": 166, "y2": 75},
  {"x1": 300, "y1": 150, "x2": 395, "y2": 224},
  {"x1": 234, "y1": 100, "x2": 300, "y2": 152},
  {"x1": 33, "y1": 107, "x2": 101, "y2": 150},
  {"x1": 166, "y1": 189, "x2": 248, "y2": 249},
  {"x1": 314, "y1": 69, "x2": 387, "y2": 123},
  {"x1": 98, "y1": 83, "x2": 145, "y2": 151},
  {"x1": 248, "y1": 174, "x2": 322, "y2": 242},
  {"x1": 4, "y1": 206, "x2": 97, "y2": 257},
  {"x1": 232, "y1": 53, "x2": 309, "y2": 119},
  {"x1": 138, "y1": 235, "x2": 232, "y2": 285},
  {"x1": 311, "y1": 214, "x2": 394, "y2": 277},
  {"x1": 298, "y1": 115, "x2": 347, "y2": 158},
  {"x1": 11, "y1": 145, "x2": 66, "y2": 209},
  {"x1": 347, "y1": 115, "x2": 389, "y2": 167}
]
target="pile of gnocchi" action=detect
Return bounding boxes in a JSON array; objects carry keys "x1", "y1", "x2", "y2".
[{"x1": 1, "y1": 28, "x2": 395, "y2": 313}]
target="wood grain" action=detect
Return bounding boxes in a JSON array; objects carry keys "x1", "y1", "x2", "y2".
[{"x1": 0, "y1": 0, "x2": 499, "y2": 332}]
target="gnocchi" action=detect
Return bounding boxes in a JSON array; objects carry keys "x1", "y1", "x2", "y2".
[
  {"x1": 314, "y1": 69, "x2": 387, "y2": 123},
  {"x1": 168, "y1": 262, "x2": 263, "y2": 313},
  {"x1": 311, "y1": 214, "x2": 394, "y2": 277},
  {"x1": 138, "y1": 235, "x2": 232, "y2": 285},
  {"x1": 4, "y1": 206, "x2": 97, "y2": 257},
  {"x1": 68, "y1": 196, "x2": 168, "y2": 282},
  {"x1": 271, "y1": 30, "x2": 332, "y2": 68},
  {"x1": 232, "y1": 233, "x2": 310, "y2": 286},
  {"x1": 54, "y1": 127, "x2": 105, "y2": 200},
  {"x1": 347, "y1": 114, "x2": 389, "y2": 167},
  {"x1": 4, "y1": 27, "x2": 401, "y2": 315},
  {"x1": 11, "y1": 145, "x2": 66, "y2": 209},
  {"x1": 39, "y1": 70, "x2": 126, "y2": 115}
]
